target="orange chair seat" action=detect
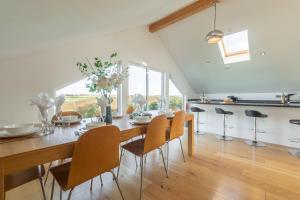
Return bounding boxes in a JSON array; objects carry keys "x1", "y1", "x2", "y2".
[
  {"x1": 122, "y1": 138, "x2": 145, "y2": 157},
  {"x1": 50, "y1": 162, "x2": 71, "y2": 191}
]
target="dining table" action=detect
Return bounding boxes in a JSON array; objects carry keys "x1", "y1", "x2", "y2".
[{"x1": 0, "y1": 113, "x2": 194, "y2": 200}]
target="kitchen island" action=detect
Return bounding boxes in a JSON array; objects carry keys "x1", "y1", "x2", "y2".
[{"x1": 188, "y1": 99, "x2": 300, "y2": 148}]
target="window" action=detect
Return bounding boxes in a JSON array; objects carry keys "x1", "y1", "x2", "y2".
[
  {"x1": 168, "y1": 79, "x2": 183, "y2": 111},
  {"x1": 128, "y1": 64, "x2": 163, "y2": 111},
  {"x1": 218, "y1": 30, "x2": 250, "y2": 64},
  {"x1": 56, "y1": 78, "x2": 119, "y2": 118},
  {"x1": 148, "y1": 70, "x2": 162, "y2": 110}
]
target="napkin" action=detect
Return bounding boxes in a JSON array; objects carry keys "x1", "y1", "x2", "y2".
[
  {"x1": 54, "y1": 95, "x2": 65, "y2": 114},
  {"x1": 30, "y1": 92, "x2": 54, "y2": 120}
]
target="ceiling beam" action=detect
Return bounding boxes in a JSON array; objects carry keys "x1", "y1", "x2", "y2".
[{"x1": 149, "y1": 0, "x2": 215, "y2": 33}]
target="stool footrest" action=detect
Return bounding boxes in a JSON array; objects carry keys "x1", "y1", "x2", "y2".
[
  {"x1": 288, "y1": 138, "x2": 300, "y2": 143},
  {"x1": 288, "y1": 149, "x2": 300, "y2": 157},
  {"x1": 216, "y1": 135, "x2": 233, "y2": 141},
  {"x1": 245, "y1": 140, "x2": 266, "y2": 147}
]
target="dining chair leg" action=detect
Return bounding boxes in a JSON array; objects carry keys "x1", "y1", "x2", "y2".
[
  {"x1": 90, "y1": 178, "x2": 93, "y2": 191},
  {"x1": 44, "y1": 161, "x2": 53, "y2": 185},
  {"x1": 60, "y1": 189, "x2": 62, "y2": 200},
  {"x1": 117, "y1": 148, "x2": 124, "y2": 180},
  {"x1": 100, "y1": 175, "x2": 103, "y2": 187},
  {"x1": 111, "y1": 171, "x2": 125, "y2": 200},
  {"x1": 67, "y1": 188, "x2": 74, "y2": 200},
  {"x1": 39, "y1": 177, "x2": 47, "y2": 200},
  {"x1": 140, "y1": 155, "x2": 144, "y2": 200},
  {"x1": 50, "y1": 177, "x2": 55, "y2": 200},
  {"x1": 166, "y1": 142, "x2": 169, "y2": 170},
  {"x1": 159, "y1": 147, "x2": 168, "y2": 178},
  {"x1": 178, "y1": 137, "x2": 186, "y2": 162},
  {"x1": 134, "y1": 155, "x2": 138, "y2": 169}
]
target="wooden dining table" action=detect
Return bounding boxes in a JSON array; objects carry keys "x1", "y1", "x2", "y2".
[{"x1": 0, "y1": 113, "x2": 194, "y2": 200}]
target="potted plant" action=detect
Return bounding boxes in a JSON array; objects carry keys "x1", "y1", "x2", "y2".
[{"x1": 76, "y1": 53, "x2": 128, "y2": 123}]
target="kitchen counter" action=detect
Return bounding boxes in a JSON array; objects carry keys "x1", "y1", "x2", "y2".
[{"x1": 188, "y1": 100, "x2": 300, "y2": 108}]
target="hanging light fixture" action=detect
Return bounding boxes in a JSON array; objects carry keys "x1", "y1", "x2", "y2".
[{"x1": 205, "y1": 0, "x2": 223, "y2": 43}]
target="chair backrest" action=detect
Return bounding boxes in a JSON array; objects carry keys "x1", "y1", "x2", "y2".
[
  {"x1": 169, "y1": 111, "x2": 186, "y2": 140},
  {"x1": 144, "y1": 115, "x2": 168, "y2": 154},
  {"x1": 67, "y1": 125, "x2": 120, "y2": 188},
  {"x1": 52, "y1": 111, "x2": 83, "y2": 123}
]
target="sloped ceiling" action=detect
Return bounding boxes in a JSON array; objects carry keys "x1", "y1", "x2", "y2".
[
  {"x1": 157, "y1": 0, "x2": 300, "y2": 93},
  {"x1": 0, "y1": 0, "x2": 194, "y2": 59}
]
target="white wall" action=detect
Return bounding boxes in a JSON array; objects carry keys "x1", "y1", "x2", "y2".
[
  {"x1": 0, "y1": 27, "x2": 196, "y2": 125},
  {"x1": 191, "y1": 93, "x2": 300, "y2": 148}
]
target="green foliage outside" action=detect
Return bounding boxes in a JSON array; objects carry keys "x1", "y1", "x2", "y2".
[
  {"x1": 148, "y1": 101, "x2": 159, "y2": 110},
  {"x1": 169, "y1": 96, "x2": 183, "y2": 111}
]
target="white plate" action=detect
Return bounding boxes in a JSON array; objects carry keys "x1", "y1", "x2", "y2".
[
  {"x1": 0, "y1": 124, "x2": 41, "y2": 138},
  {"x1": 131, "y1": 120, "x2": 151, "y2": 125},
  {"x1": 86, "y1": 122, "x2": 106, "y2": 130}
]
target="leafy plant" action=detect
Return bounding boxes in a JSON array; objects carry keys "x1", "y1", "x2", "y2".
[{"x1": 76, "y1": 53, "x2": 128, "y2": 104}]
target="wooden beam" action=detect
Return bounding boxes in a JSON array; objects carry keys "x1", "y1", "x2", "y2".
[{"x1": 149, "y1": 0, "x2": 215, "y2": 33}]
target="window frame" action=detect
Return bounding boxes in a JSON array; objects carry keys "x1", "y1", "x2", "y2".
[{"x1": 128, "y1": 62, "x2": 164, "y2": 111}]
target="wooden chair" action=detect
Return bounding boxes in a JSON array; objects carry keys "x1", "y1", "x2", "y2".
[
  {"x1": 166, "y1": 111, "x2": 186, "y2": 169},
  {"x1": 4, "y1": 165, "x2": 46, "y2": 200},
  {"x1": 49, "y1": 125, "x2": 124, "y2": 200},
  {"x1": 118, "y1": 115, "x2": 169, "y2": 200},
  {"x1": 44, "y1": 111, "x2": 83, "y2": 186}
]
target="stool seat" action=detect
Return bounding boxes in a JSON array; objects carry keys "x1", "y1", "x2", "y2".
[
  {"x1": 215, "y1": 108, "x2": 233, "y2": 115},
  {"x1": 191, "y1": 107, "x2": 205, "y2": 113},
  {"x1": 245, "y1": 110, "x2": 267, "y2": 118},
  {"x1": 290, "y1": 120, "x2": 300, "y2": 125}
]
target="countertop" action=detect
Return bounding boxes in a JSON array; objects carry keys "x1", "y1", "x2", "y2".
[{"x1": 188, "y1": 100, "x2": 300, "y2": 108}]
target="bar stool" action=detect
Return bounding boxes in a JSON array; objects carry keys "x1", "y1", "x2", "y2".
[
  {"x1": 288, "y1": 119, "x2": 300, "y2": 157},
  {"x1": 245, "y1": 110, "x2": 268, "y2": 147},
  {"x1": 215, "y1": 108, "x2": 233, "y2": 141},
  {"x1": 190, "y1": 106, "x2": 205, "y2": 135}
]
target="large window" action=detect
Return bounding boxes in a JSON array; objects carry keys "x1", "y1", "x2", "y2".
[
  {"x1": 56, "y1": 78, "x2": 119, "y2": 118},
  {"x1": 128, "y1": 64, "x2": 163, "y2": 111},
  {"x1": 168, "y1": 79, "x2": 183, "y2": 111}
]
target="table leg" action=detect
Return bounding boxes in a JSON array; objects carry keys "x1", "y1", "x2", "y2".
[
  {"x1": 188, "y1": 117, "x2": 194, "y2": 156},
  {"x1": 0, "y1": 162, "x2": 4, "y2": 200}
]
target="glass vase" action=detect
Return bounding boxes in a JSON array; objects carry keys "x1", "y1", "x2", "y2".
[
  {"x1": 104, "y1": 105, "x2": 112, "y2": 124},
  {"x1": 38, "y1": 108, "x2": 54, "y2": 135}
]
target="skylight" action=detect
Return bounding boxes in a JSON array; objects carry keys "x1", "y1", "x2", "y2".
[{"x1": 218, "y1": 30, "x2": 250, "y2": 64}]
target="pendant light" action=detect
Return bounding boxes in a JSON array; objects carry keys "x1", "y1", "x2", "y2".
[{"x1": 205, "y1": 0, "x2": 223, "y2": 43}]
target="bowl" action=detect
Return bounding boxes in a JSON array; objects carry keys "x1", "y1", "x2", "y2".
[
  {"x1": 86, "y1": 122, "x2": 106, "y2": 130},
  {"x1": 134, "y1": 116, "x2": 150, "y2": 123},
  {"x1": 61, "y1": 115, "x2": 79, "y2": 122}
]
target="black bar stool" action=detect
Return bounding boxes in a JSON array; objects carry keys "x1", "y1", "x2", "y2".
[
  {"x1": 215, "y1": 108, "x2": 233, "y2": 141},
  {"x1": 245, "y1": 110, "x2": 268, "y2": 147},
  {"x1": 190, "y1": 106, "x2": 205, "y2": 135},
  {"x1": 288, "y1": 120, "x2": 300, "y2": 157}
]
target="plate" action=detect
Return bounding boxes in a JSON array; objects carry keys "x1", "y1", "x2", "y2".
[
  {"x1": 86, "y1": 122, "x2": 106, "y2": 130},
  {"x1": 130, "y1": 120, "x2": 151, "y2": 125},
  {"x1": 0, "y1": 124, "x2": 41, "y2": 138},
  {"x1": 55, "y1": 118, "x2": 81, "y2": 124}
]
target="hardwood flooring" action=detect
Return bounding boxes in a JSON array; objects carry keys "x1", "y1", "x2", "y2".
[{"x1": 5, "y1": 132, "x2": 300, "y2": 200}]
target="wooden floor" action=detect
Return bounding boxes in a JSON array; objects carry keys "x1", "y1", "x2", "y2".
[{"x1": 6, "y1": 132, "x2": 300, "y2": 200}]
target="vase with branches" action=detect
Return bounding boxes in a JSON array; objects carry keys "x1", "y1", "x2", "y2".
[{"x1": 76, "y1": 52, "x2": 128, "y2": 123}]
